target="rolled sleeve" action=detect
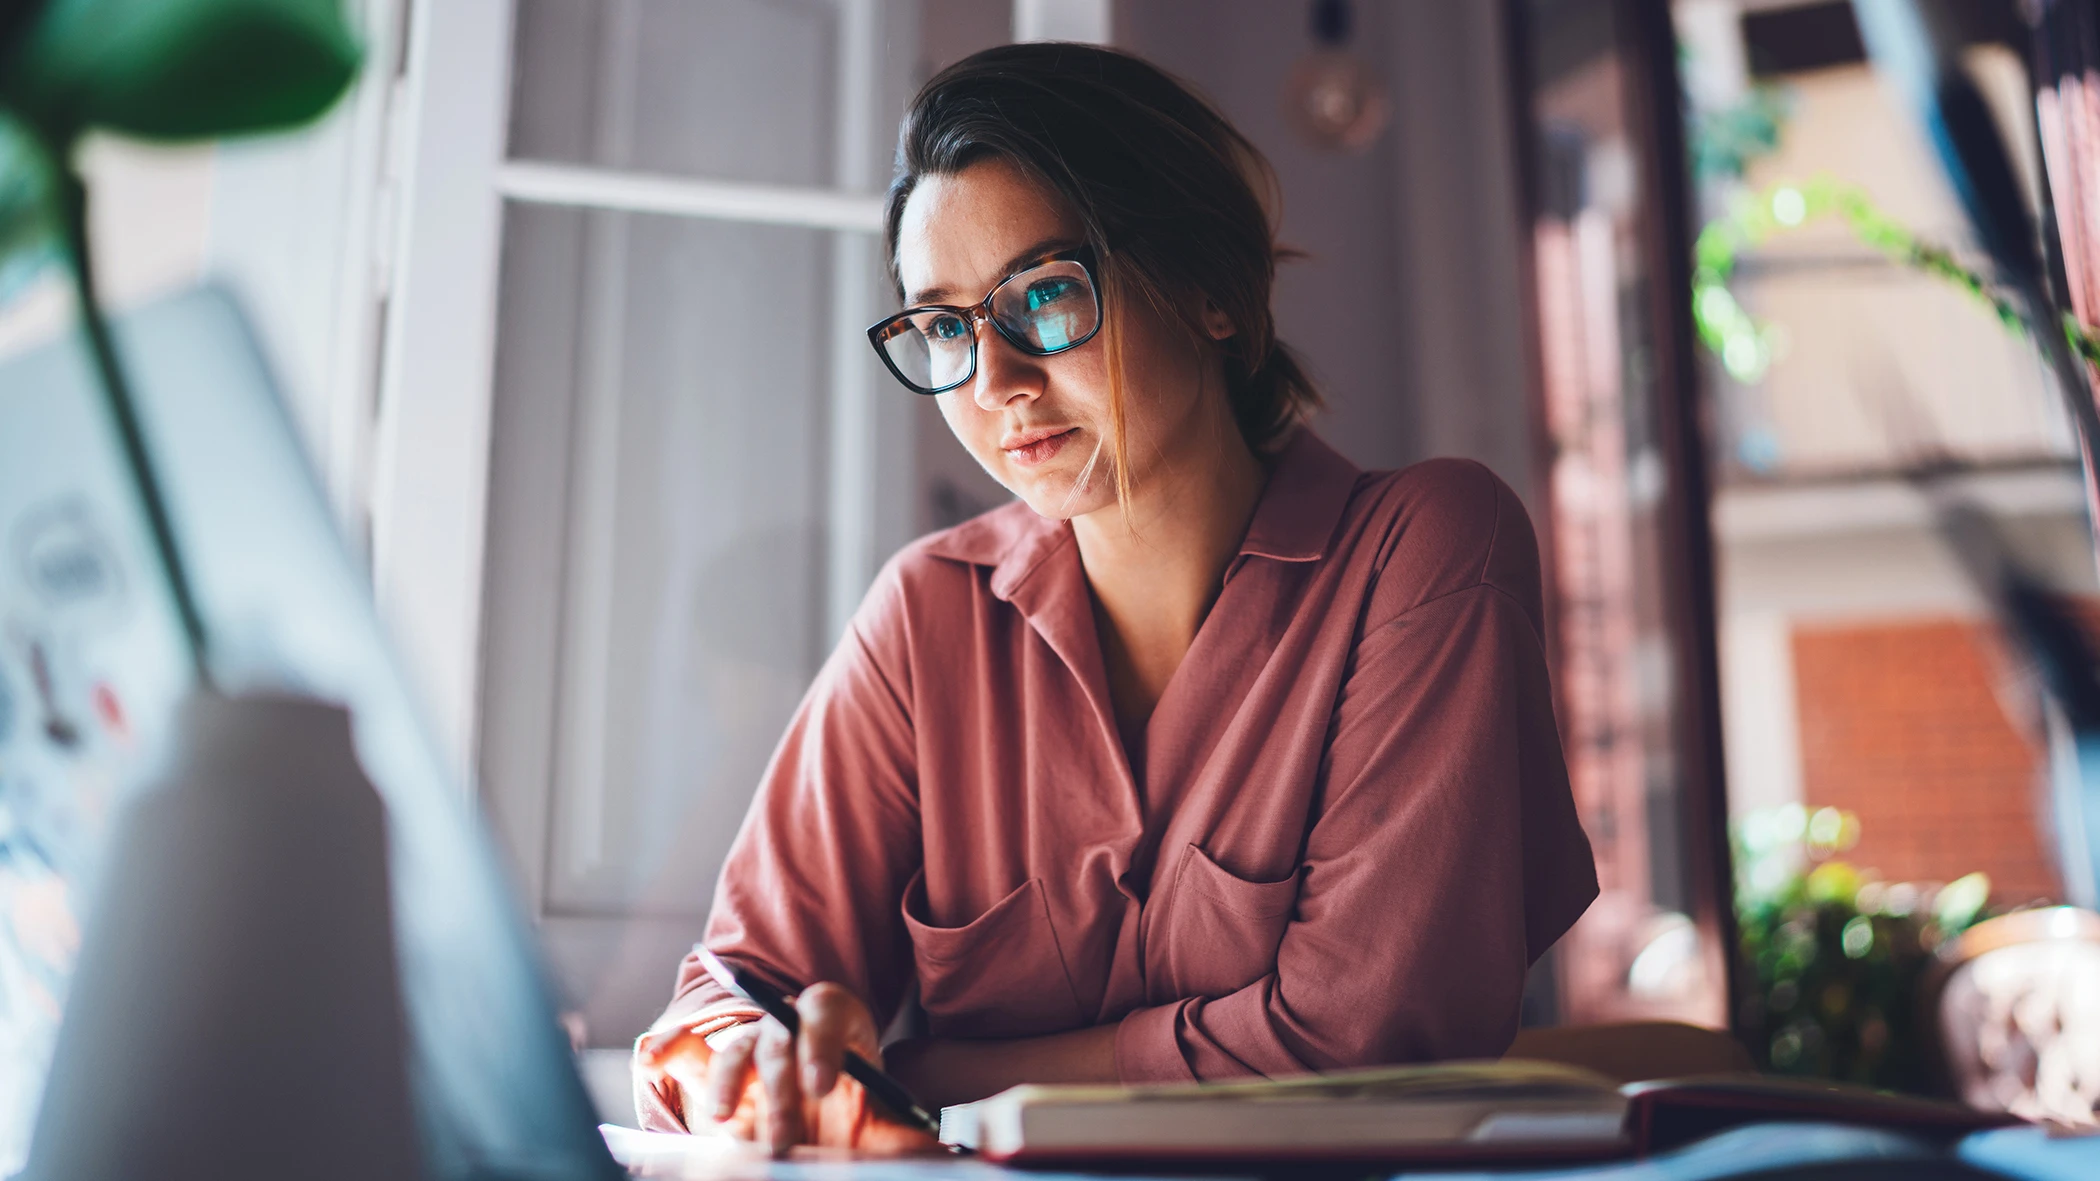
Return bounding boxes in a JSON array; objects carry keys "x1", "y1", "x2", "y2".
[{"x1": 1113, "y1": 1001, "x2": 1199, "y2": 1084}]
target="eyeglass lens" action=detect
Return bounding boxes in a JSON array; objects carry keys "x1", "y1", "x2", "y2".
[{"x1": 875, "y1": 259, "x2": 1098, "y2": 393}]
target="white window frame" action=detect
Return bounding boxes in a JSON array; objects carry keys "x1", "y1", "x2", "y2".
[
  {"x1": 370, "y1": 0, "x2": 519, "y2": 783},
  {"x1": 374, "y1": 0, "x2": 1112, "y2": 775},
  {"x1": 374, "y1": 0, "x2": 918, "y2": 785}
]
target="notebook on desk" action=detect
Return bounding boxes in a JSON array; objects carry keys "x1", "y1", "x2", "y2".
[{"x1": 937, "y1": 1059, "x2": 2022, "y2": 1166}]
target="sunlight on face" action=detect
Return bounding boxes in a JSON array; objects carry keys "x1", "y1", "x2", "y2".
[{"x1": 894, "y1": 159, "x2": 1216, "y2": 522}]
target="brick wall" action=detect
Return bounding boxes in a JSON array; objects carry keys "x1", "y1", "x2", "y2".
[{"x1": 1792, "y1": 618, "x2": 2062, "y2": 905}]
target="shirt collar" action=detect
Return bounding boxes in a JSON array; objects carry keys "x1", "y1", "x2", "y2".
[
  {"x1": 1233, "y1": 428, "x2": 1360, "y2": 565},
  {"x1": 922, "y1": 427, "x2": 1361, "y2": 599},
  {"x1": 920, "y1": 498, "x2": 1066, "y2": 600}
]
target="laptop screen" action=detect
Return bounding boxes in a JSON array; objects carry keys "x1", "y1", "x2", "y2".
[{"x1": 0, "y1": 287, "x2": 618, "y2": 1179}]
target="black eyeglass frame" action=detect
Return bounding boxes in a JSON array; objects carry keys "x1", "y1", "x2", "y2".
[{"x1": 865, "y1": 244, "x2": 1103, "y2": 396}]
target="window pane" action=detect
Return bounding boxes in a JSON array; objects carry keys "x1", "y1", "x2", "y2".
[
  {"x1": 480, "y1": 206, "x2": 845, "y2": 1040},
  {"x1": 1515, "y1": 0, "x2": 1731, "y2": 1029},
  {"x1": 1679, "y1": 5, "x2": 2096, "y2": 1094},
  {"x1": 1702, "y1": 48, "x2": 2069, "y2": 480},
  {"x1": 508, "y1": 0, "x2": 837, "y2": 186}
]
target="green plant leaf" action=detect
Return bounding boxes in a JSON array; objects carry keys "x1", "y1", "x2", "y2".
[
  {"x1": 0, "y1": 1, "x2": 45, "y2": 68},
  {"x1": 1, "y1": 0, "x2": 360, "y2": 142},
  {"x1": 0, "y1": 109, "x2": 56, "y2": 306}
]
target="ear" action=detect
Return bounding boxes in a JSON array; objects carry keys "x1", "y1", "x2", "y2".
[{"x1": 1199, "y1": 300, "x2": 1236, "y2": 341}]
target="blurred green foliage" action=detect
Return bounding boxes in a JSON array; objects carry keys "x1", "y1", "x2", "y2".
[
  {"x1": 0, "y1": 0, "x2": 360, "y2": 301},
  {"x1": 1681, "y1": 69, "x2": 2100, "y2": 405},
  {"x1": 0, "y1": 111, "x2": 50, "y2": 303},
  {"x1": 1689, "y1": 84, "x2": 1791, "y2": 184},
  {"x1": 1735, "y1": 804, "x2": 1992, "y2": 1094},
  {"x1": 0, "y1": 0, "x2": 358, "y2": 141},
  {"x1": 1690, "y1": 176, "x2": 2068, "y2": 386}
]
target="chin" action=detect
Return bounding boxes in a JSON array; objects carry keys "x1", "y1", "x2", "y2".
[{"x1": 1011, "y1": 471, "x2": 1116, "y2": 521}]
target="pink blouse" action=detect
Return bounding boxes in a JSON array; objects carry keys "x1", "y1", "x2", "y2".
[{"x1": 637, "y1": 430, "x2": 1596, "y2": 1130}]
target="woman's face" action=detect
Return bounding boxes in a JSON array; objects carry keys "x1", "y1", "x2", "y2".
[{"x1": 894, "y1": 158, "x2": 1225, "y2": 521}]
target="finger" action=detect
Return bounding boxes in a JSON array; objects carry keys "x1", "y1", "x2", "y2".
[
  {"x1": 701, "y1": 1027, "x2": 759, "y2": 1127},
  {"x1": 636, "y1": 1024, "x2": 712, "y2": 1074},
  {"x1": 754, "y1": 1020, "x2": 805, "y2": 1154},
  {"x1": 854, "y1": 1117, "x2": 946, "y2": 1156},
  {"x1": 796, "y1": 982, "x2": 875, "y2": 1099},
  {"x1": 815, "y1": 1080, "x2": 943, "y2": 1155},
  {"x1": 637, "y1": 1026, "x2": 716, "y2": 1131}
]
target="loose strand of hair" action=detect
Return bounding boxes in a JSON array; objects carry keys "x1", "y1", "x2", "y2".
[
  {"x1": 1057, "y1": 436, "x2": 1107, "y2": 517},
  {"x1": 1105, "y1": 281, "x2": 1138, "y2": 537}
]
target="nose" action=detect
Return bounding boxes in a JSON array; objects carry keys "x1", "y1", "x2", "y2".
[{"x1": 969, "y1": 314, "x2": 1044, "y2": 412}]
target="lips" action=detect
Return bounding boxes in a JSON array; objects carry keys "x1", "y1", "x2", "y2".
[{"x1": 1001, "y1": 426, "x2": 1077, "y2": 467}]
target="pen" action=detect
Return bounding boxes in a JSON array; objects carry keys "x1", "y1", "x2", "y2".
[{"x1": 694, "y1": 946, "x2": 944, "y2": 1140}]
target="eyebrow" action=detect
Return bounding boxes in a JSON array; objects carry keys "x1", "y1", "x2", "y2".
[{"x1": 905, "y1": 236, "x2": 1080, "y2": 307}]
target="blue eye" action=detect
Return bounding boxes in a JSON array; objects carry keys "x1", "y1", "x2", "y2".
[
  {"x1": 1025, "y1": 277, "x2": 1081, "y2": 311},
  {"x1": 927, "y1": 314, "x2": 969, "y2": 342}
]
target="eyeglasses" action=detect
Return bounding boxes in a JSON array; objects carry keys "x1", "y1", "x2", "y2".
[{"x1": 866, "y1": 245, "x2": 1103, "y2": 395}]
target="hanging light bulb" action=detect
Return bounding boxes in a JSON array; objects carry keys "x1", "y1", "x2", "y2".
[{"x1": 1283, "y1": 0, "x2": 1389, "y2": 153}]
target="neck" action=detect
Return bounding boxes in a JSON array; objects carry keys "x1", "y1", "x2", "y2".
[
  {"x1": 1071, "y1": 433, "x2": 1266, "y2": 595},
  {"x1": 1071, "y1": 412, "x2": 1268, "y2": 732}
]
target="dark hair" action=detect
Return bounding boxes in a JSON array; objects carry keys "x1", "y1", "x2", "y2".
[{"x1": 884, "y1": 42, "x2": 1320, "y2": 488}]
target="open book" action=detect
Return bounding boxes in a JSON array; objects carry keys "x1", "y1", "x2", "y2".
[{"x1": 938, "y1": 1059, "x2": 2018, "y2": 1165}]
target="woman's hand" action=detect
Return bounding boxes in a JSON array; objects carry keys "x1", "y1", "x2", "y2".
[{"x1": 636, "y1": 982, "x2": 939, "y2": 1156}]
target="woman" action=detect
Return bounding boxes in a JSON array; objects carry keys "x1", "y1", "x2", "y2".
[{"x1": 634, "y1": 42, "x2": 1596, "y2": 1150}]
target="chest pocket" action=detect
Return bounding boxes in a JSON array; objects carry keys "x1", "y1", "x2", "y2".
[
  {"x1": 901, "y1": 871, "x2": 1088, "y2": 1038},
  {"x1": 1156, "y1": 843, "x2": 1302, "y2": 999}
]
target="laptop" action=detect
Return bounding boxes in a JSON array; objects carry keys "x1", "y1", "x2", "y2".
[{"x1": 0, "y1": 286, "x2": 621, "y2": 1179}]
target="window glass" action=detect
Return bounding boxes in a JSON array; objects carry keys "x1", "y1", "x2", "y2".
[
  {"x1": 508, "y1": 0, "x2": 839, "y2": 187},
  {"x1": 481, "y1": 204, "x2": 862, "y2": 1041}
]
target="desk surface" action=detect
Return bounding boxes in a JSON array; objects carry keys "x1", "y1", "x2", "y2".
[{"x1": 610, "y1": 1121, "x2": 2100, "y2": 1181}]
